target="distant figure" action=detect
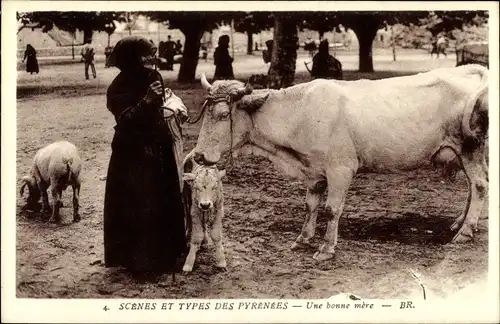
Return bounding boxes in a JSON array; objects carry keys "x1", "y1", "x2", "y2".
[
  {"x1": 22, "y1": 44, "x2": 39, "y2": 74},
  {"x1": 213, "y1": 35, "x2": 234, "y2": 80},
  {"x1": 262, "y1": 39, "x2": 273, "y2": 64},
  {"x1": 431, "y1": 34, "x2": 447, "y2": 59},
  {"x1": 175, "y1": 40, "x2": 183, "y2": 55},
  {"x1": 158, "y1": 41, "x2": 166, "y2": 58},
  {"x1": 164, "y1": 35, "x2": 176, "y2": 71},
  {"x1": 104, "y1": 46, "x2": 113, "y2": 68},
  {"x1": 309, "y1": 40, "x2": 343, "y2": 80},
  {"x1": 304, "y1": 37, "x2": 317, "y2": 57},
  {"x1": 254, "y1": 42, "x2": 259, "y2": 52},
  {"x1": 81, "y1": 39, "x2": 96, "y2": 79}
]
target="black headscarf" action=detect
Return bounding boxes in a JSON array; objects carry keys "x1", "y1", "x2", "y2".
[{"x1": 107, "y1": 36, "x2": 157, "y2": 72}]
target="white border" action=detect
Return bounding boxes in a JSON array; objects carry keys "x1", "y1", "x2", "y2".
[{"x1": 2, "y1": 1, "x2": 499, "y2": 323}]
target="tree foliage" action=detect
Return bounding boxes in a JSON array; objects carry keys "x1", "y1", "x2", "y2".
[
  {"x1": 233, "y1": 12, "x2": 274, "y2": 54},
  {"x1": 17, "y1": 11, "x2": 123, "y2": 42},
  {"x1": 296, "y1": 11, "x2": 488, "y2": 72}
]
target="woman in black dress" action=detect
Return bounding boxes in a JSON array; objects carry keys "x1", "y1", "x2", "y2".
[
  {"x1": 22, "y1": 44, "x2": 39, "y2": 74},
  {"x1": 104, "y1": 36, "x2": 187, "y2": 279},
  {"x1": 213, "y1": 35, "x2": 234, "y2": 80}
]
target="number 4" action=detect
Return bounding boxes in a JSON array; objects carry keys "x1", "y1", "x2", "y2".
[{"x1": 103, "y1": 306, "x2": 109, "y2": 311}]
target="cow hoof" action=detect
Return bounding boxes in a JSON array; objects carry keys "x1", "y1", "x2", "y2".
[
  {"x1": 291, "y1": 241, "x2": 310, "y2": 250},
  {"x1": 73, "y1": 215, "x2": 81, "y2": 223},
  {"x1": 312, "y1": 251, "x2": 334, "y2": 261},
  {"x1": 216, "y1": 266, "x2": 228, "y2": 272},
  {"x1": 182, "y1": 265, "x2": 193, "y2": 275},
  {"x1": 451, "y1": 229, "x2": 473, "y2": 243}
]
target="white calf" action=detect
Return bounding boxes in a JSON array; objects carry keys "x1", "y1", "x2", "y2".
[{"x1": 182, "y1": 161, "x2": 227, "y2": 273}]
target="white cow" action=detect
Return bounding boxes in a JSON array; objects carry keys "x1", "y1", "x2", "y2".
[
  {"x1": 20, "y1": 140, "x2": 83, "y2": 223},
  {"x1": 188, "y1": 64, "x2": 489, "y2": 261},
  {"x1": 182, "y1": 158, "x2": 227, "y2": 273}
]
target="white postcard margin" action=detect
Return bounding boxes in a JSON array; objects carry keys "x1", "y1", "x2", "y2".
[{"x1": 2, "y1": 1, "x2": 499, "y2": 323}]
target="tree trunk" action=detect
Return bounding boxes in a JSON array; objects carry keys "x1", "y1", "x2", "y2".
[
  {"x1": 83, "y1": 27, "x2": 93, "y2": 44},
  {"x1": 107, "y1": 33, "x2": 111, "y2": 47},
  {"x1": 391, "y1": 27, "x2": 396, "y2": 62},
  {"x1": 350, "y1": 19, "x2": 379, "y2": 72},
  {"x1": 319, "y1": 30, "x2": 324, "y2": 41},
  {"x1": 178, "y1": 25, "x2": 204, "y2": 83},
  {"x1": 247, "y1": 31, "x2": 253, "y2": 55},
  {"x1": 269, "y1": 14, "x2": 299, "y2": 88}
]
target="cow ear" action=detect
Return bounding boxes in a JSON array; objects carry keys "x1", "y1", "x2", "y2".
[
  {"x1": 218, "y1": 169, "x2": 227, "y2": 179},
  {"x1": 237, "y1": 92, "x2": 269, "y2": 114},
  {"x1": 182, "y1": 173, "x2": 196, "y2": 182}
]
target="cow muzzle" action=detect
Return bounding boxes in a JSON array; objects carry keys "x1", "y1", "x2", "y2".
[{"x1": 199, "y1": 201, "x2": 213, "y2": 211}]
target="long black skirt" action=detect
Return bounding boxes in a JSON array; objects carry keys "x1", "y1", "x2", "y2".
[
  {"x1": 103, "y1": 140, "x2": 186, "y2": 276},
  {"x1": 26, "y1": 56, "x2": 39, "y2": 73}
]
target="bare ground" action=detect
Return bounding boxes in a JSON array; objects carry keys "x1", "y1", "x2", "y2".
[{"x1": 15, "y1": 55, "x2": 488, "y2": 299}]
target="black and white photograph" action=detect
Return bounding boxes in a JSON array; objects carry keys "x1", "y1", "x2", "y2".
[{"x1": 2, "y1": 1, "x2": 499, "y2": 323}]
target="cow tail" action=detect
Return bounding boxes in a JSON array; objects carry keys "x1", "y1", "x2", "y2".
[{"x1": 461, "y1": 66, "x2": 488, "y2": 147}]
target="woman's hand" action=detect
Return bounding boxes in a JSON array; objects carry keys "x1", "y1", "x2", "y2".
[{"x1": 144, "y1": 81, "x2": 164, "y2": 104}]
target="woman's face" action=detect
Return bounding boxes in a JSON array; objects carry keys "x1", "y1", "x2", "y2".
[{"x1": 140, "y1": 47, "x2": 157, "y2": 69}]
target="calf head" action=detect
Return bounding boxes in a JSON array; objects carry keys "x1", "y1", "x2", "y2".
[
  {"x1": 20, "y1": 175, "x2": 41, "y2": 209},
  {"x1": 183, "y1": 164, "x2": 226, "y2": 211}
]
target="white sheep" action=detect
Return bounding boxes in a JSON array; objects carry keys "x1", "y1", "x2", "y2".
[{"x1": 20, "y1": 140, "x2": 82, "y2": 223}]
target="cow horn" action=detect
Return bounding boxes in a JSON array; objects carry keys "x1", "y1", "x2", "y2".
[{"x1": 200, "y1": 73, "x2": 212, "y2": 91}]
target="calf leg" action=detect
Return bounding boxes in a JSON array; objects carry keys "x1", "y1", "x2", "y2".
[
  {"x1": 72, "y1": 182, "x2": 81, "y2": 223},
  {"x1": 48, "y1": 187, "x2": 63, "y2": 223},
  {"x1": 201, "y1": 226, "x2": 213, "y2": 250},
  {"x1": 313, "y1": 165, "x2": 355, "y2": 261},
  {"x1": 452, "y1": 150, "x2": 488, "y2": 242},
  {"x1": 210, "y1": 209, "x2": 227, "y2": 271},
  {"x1": 182, "y1": 209, "x2": 203, "y2": 274},
  {"x1": 291, "y1": 180, "x2": 326, "y2": 250}
]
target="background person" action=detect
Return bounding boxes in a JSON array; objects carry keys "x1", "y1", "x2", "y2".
[
  {"x1": 213, "y1": 35, "x2": 234, "y2": 80},
  {"x1": 81, "y1": 39, "x2": 97, "y2": 79},
  {"x1": 22, "y1": 44, "x2": 39, "y2": 74}
]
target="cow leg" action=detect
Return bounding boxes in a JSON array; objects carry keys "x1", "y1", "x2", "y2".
[
  {"x1": 182, "y1": 209, "x2": 203, "y2": 274},
  {"x1": 450, "y1": 189, "x2": 471, "y2": 231},
  {"x1": 48, "y1": 187, "x2": 63, "y2": 223},
  {"x1": 72, "y1": 182, "x2": 81, "y2": 223},
  {"x1": 291, "y1": 180, "x2": 326, "y2": 250},
  {"x1": 313, "y1": 166, "x2": 355, "y2": 261},
  {"x1": 210, "y1": 209, "x2": 227, "y2": 271},
  {"x1": 452, "y1": 151, "x2": 488, "y2": 242}
]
